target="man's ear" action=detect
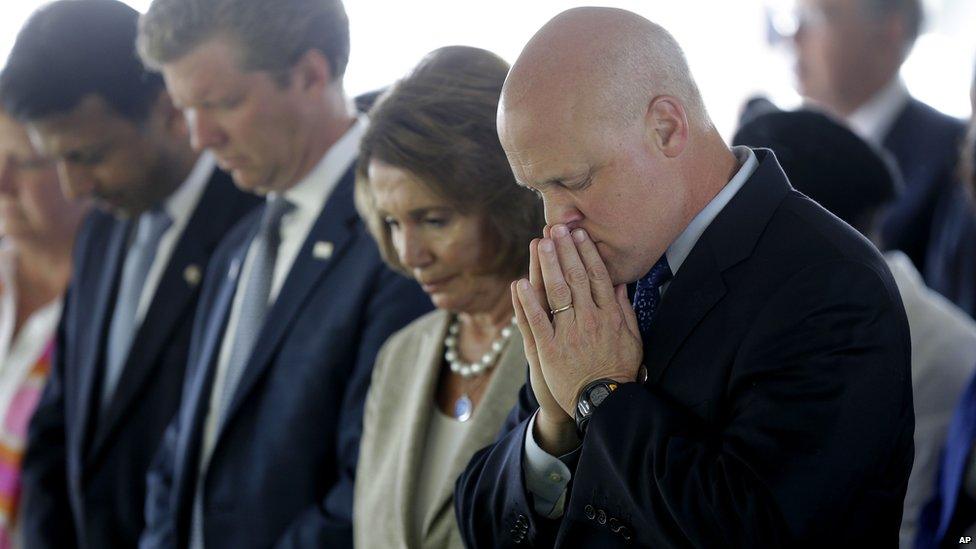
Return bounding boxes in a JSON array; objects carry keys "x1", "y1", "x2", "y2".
[
  {"x1": 151, "y1": 89, "x2": 188, "y2": 140},
  {"x1": 645, "y1": 96, "x2": 689, "y2": 158},
  {"x1": 290, "y1": 49, "x2": 333, "y2": 97}
]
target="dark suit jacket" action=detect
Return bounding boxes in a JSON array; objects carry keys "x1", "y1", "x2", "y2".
[
  {"x1": 456, "y1": 149, "x2": 914, "y2": 548},
  {"x1": 925, "y1": 181, "x2": 976, "y2": 318},
  {"x1": 21, "y1": 168, "x2": 259, "y2": 549},
  {"x1": 139, "y1": 165, "x2": 432, "y2": 549},
  {"x1": 879, "y1": 97, "x2": 966, "y2": 275}
]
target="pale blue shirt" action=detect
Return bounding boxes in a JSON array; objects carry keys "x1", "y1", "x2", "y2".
[{"x1": 523, "y1": 146, "x2": 759, "y2": 518}]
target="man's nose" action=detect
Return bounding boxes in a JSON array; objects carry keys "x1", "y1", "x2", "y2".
[
  {"x1": 543, "y1": 192, "x2": 584, "y2": 230},
  {"x1": 188, "y1": 110, "x2": 227, "y2": 152}
]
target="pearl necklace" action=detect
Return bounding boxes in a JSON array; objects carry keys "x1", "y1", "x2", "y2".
[
  {"x1": 445, "y1": 315, "x2": 517, "y2": 422},
  {"x1": 444, "y1": 315, "x2": 517, "y2": 378}
]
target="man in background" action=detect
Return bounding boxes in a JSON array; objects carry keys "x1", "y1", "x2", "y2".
[
  {"x1": 791, "y1": 0, "x2": 968, "y2": 303},
  {"x1": 136, "y1": 0, "x2": 431, "y2": 546},
  {"x1": 0, "y1": 1, "x2": 258, "y2": 547}
]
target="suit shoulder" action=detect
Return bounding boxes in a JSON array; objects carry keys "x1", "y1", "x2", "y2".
[
  {"x1": 892, "y1": 98, "x2": 966, "y2": 149},
  {"x1": 372, "y1": 308, "x2": 445, "y2": 382},
  {"x1": 764, "y1": 192, "x2": 898, "y2": 293},
  {"x1": 379, "y1": 309, "x2": 446, "y2": 355}
]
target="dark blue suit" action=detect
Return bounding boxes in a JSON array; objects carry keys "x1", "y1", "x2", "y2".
[
  {"x1": 456, "y1": 150, "x2": 914, "y2": 547},
  {"x1": 21, "y1": 169, "x2": 259, "y2": 549},
  {"x1": 140, "y1": 165, "x2": 432, "y2": 548},
  {"x1": 879, "y1": 98, "x2": 966, "y2": 277},
  {"x1": 916, "y1": 372, "x2": 976, "y2": 548}
]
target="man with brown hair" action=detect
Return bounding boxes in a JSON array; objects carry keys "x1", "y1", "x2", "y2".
[{"x1": 136, "y1": 0, "x2": 430, "y2": 547}]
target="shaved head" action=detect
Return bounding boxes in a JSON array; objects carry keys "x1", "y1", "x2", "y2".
[
  {"x1": 500, "y1": 7, "x2": 709, "y2": 139},
  {"x1": 497, "y1": 7, "x2": 735, "y2": 286}
]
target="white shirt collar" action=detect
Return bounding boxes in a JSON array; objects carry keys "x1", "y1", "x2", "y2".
[
  {"x1": 271, "y1": 115, "x2": 368, "y2": 216},
  {"x1": 665, "y1": 146, "x2": 758, "y2": 277},
  {"x1": 158, "y1": 150, "x2": 215, "y2": 227},
  {"x1": 846, "y1": 78, "x2": 910, "y2": 145}
]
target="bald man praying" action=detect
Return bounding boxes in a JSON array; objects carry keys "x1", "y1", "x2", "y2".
[{"x1": 455, "y1": 8, "x2": 914, "y2": 547}]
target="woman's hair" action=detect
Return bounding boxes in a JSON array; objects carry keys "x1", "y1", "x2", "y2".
[{"x1": 355, "y1": 46, "x2": 543, "y2": 280}]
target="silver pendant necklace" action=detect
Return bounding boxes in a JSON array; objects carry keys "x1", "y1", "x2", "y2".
[{"x1": 445, "y1": 315, "x2": 516, "y2": 421}]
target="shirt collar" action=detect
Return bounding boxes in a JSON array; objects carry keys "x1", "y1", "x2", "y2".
[
  {"x1": 272, "y1": 115, "x2": 368, "y2": 214},
  {"x1": 665, "y1": 146, "x2": 758, "y2": 276},
  {"x1": 846, "y1": 78, "x2": 910, "y2": 145},
  {"x1": 157, "y1": 150, "x2": 215, "y2": 227}
]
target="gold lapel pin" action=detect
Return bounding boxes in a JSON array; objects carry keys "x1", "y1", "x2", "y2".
[
  {"x1": 312, "y1": 241, "x2": 334, "y2": 260},
  {"x1": 183, "y1": 264, "x2": 202, "y2": 287}
]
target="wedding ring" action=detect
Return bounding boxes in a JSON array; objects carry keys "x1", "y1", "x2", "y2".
[{"x1": 550, "y1": 304, "x2": 574, "y2": 315}]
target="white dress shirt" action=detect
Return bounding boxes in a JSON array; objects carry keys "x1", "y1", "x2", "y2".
[
  {"x1": 845, "y1": 78, "x2": 910, "y2": 146},
  {"x1": 200, "y1": 115, "x2": 367, "y2": 465},
  {"x1": 133, "y1": 151, "x2": 215, "y2": 323},
  {"x1": 523, "y1": 146, "x2": 759, "y2": 518}
]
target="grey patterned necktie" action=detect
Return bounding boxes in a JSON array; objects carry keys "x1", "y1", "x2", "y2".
[
  {"x1": 216, "y1": 195, "x2": 293, "y2": 426},
  {"x1": 190, "y1": 196, "x2": 292, "y2": 549},
  {"x1": 102, "y1": 207, "x2": 172, "y2": 409}
]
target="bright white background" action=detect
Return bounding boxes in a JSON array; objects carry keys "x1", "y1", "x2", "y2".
[{"x1": 1, "y1": 0, "x2": 974, "y2": 138}]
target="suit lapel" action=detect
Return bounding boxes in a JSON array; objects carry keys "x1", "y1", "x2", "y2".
[
  {"x1": 73, "y1": 218, "x2": 130, "y2": 460},
  {"x1": 645, "y1": 253, "x2": 726, "y2": 383},
  {"x1": 645, "y1": 150, "x2": 789, "y2": 384},
  {"x1": 396, "y1": 313, "x2": 449, "y2": 542},
  {"x1": 217, "y1": 171, "x2": 358, "y2": 440},
  {"x1": 171, "y1": 233, "x2": 252, "y2": 509},
  {"x1": 86, "y1": 173, "x2": 245, "y2": 463},
  {"x1": 420, "y1": 330, "x2": 527, "y2": 539}
]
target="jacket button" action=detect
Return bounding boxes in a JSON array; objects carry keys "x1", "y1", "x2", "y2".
[
  {"x1": 596, "y1": 509, "x2": 607, "y2": 525},
  {"x1": 584, "y1": 504, "x2": 595, "y2": 520}
]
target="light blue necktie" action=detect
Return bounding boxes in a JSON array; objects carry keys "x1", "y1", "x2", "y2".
[
  {"x1": 102, "y1": 208, "x2": 172, "y2": 409},
  {"x1": 190, "y1": 196, "x2": 292, "y2": 549}
]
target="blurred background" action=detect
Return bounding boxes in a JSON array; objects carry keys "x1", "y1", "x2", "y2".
[{"x1": 2, "y1": 0, "x2": 972, "y2": 137}]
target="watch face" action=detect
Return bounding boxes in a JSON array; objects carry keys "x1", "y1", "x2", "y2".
[{"x1": 590, "y1": 385, "x2": 612, "y2": 406}]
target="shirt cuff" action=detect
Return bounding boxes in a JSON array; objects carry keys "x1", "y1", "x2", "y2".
[{"x1": 522, "y1": 410, "x2": 576, "y2": 518}]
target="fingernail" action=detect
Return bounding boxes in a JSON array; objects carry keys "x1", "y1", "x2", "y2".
[
  {"x1": 540, "y1": 239, "x2": 554, "y2": 252},
  {"x1": 518, "y1": 279, "x2": 531, "y2": 290},
  {"x1": 573, "y1": 229, "x2": 587, "y2": 243},
  {"x1": 553, "y1": 225, "x2": 569, "y2": 238}
]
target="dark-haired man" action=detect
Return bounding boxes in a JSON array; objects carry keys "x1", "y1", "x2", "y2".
[
  {"x1": 136, "y1": 0, "x2": 431, "y2": 546},
  {"x1": 0, "y1": 1, "x2": 259, "y2": 547}
]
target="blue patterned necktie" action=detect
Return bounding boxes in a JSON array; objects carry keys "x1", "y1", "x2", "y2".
[{"x1": 632, "y1": 255, "x2": 672, "y2": 339}]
